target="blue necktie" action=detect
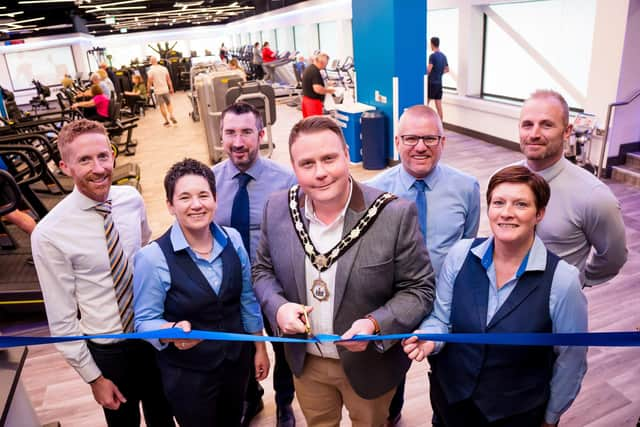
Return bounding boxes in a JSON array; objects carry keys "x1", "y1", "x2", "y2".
[
  {"x1": 231, "y1": 173, "x2": 251, "y2": 254},
  {"x1": 413, "y1": 179, "x2": 427, "y2": 244}
]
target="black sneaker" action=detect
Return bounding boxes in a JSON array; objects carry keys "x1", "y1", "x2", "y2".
[
  {"x1": 170, "y1": 117, "x2": 178, "y2": 124},
  {"x1": 163, "y1": 121, "x2": 170, "y2": 127}
]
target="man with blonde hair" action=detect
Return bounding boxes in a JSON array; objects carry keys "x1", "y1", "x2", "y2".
[{"x1": 31, "y1": 119, "x2": 174, "y2": 426}]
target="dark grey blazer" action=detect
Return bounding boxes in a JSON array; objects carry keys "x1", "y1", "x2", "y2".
[{"x1": 253, "y1": 181, "x2": 435, "y2": 399}]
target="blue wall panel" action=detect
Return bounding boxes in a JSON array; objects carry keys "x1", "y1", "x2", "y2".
[{"x1": 352, "y1": 0, "x2": 427, "y2": 160}]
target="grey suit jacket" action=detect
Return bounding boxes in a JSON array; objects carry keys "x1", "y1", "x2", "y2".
[{"x1": 253, "y1": 181, "x2": 435, "y2": 399}]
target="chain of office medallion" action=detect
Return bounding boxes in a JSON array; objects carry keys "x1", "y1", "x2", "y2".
[{"x1": 287, "y1": 185, "x2": 397, "y2": 272}]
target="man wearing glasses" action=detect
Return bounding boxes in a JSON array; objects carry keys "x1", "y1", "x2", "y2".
[
  {"x1": 367, "y1": 104, "x2": 480, "y2": 426},
  {"x1": 212, "y1": 102, "x2": 297, "y2": 427}
]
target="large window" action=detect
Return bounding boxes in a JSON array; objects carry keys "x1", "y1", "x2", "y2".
[
  {"x1": 261, "y1": 29, "x2": 277, "y2": 50},
  {"x1": 482, "y1": 0, "x2": 596, "y2": 109},
  {"x1": 294, "y1": 24, "x2": 319, "y2": 58},
  {"x1": 190, "y1": 39, "x2": 215, "y2": 57},
  {"x1": 318, "y1": 21, "x2": 338, "y2": 58},
  {"x1": 427, "y1": 8, "x2": 458, "y2": 90},
  {"x1": 251, "y1": 31, "x2": 262, "y2": 45},
  {"x1": 276, "y1": 27, "x2": 294, "y2": 54},
  {"x1": 106, "y1": 45, "x2": 140, "y2": 68},
  {"x1": 6, "y1": 46, "x2": 77, "y2": 90}
]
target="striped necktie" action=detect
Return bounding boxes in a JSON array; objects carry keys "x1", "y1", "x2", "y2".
[{"x1": 94, "y1": 200, "x2": 134, "y2": 333}]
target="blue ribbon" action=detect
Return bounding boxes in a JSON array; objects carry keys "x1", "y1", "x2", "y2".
[{"x1": 1, "y1": 329, "x2": 639, "y2": 349}]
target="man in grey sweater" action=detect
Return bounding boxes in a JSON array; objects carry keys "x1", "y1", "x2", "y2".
[{"x1": 516, "y1": 89, "x2": 627, "y2": 286}]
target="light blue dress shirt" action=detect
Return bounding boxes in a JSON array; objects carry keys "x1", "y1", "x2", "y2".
[
  {"x1": 419, "y1": 235, "x2": 588, "y2": 424},
  {"x1": 133, "y1": 221, "x2": 264, "y2": 349},
  {"x1": 367, "y1": 163, "x2": 480, "y2": 276},
  {"x1": 213, "y1": 156, "x2": 297, "y2": 263}
]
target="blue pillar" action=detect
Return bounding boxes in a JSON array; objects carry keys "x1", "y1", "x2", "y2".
[{"x1": 352, "y1": 0, "x2": 427, "y2": 161}]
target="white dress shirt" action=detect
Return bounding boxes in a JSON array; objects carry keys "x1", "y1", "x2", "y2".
[
  {"x1": 304, "y1": 183, "x2": 352, "y2": 359},
  {"x1": 31, "y1": 186, "x2": 151, "y2": 382}
]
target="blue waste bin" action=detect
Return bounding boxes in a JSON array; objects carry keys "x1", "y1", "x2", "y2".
[
  {"x1": 361, "y1": 110, "x2": 387, "y2": 170},
  {"x1": 334, "y1": 103, "x2": 375, "y2": 163}
]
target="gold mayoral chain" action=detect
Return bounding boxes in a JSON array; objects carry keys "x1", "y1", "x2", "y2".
[{"x1": 288, "y1": 185, "x2": 397, "y2": 302}]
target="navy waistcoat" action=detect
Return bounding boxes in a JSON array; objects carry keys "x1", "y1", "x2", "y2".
[
  {"x1": 431, "y1": 238, "x2": 559, "y2": 421},
  {"x1": 155, "y1": 227, "x2": 247, "y2": 372}
]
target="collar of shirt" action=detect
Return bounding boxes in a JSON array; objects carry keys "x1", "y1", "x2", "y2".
[
  {"x1": 73, "y1": 187, "x2": 114, "y2": 212},
  {"x1": 169, "y1": 220, "x2": 228, "y2": 261},
  {"x1": 525, "y1": 157, "x2": 567, "y2": 183},
  {"x1": 398, "y1": 163, "x2": 442, "y2": 192},
  {"x1": 227, "y1": 155, "x2": 265, "y2": 181},
  {"x1": 471, "y1": 235, "x2": 548, "y2": 278},
  {"x1": 304, "y1": 178, "x2": 354, "y2": 227}
]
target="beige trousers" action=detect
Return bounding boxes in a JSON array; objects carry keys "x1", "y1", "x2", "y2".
[{"x1": 294, "y1": 354, "x2": 396, "y2": 427}]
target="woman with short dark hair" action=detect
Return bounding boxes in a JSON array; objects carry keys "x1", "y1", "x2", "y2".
[
  {"x1": 133, "y1": 158, "x2": 270, "y2": 427},
  {"x1": 404, "y1": 165, "x2": 588, "y2": 427}
]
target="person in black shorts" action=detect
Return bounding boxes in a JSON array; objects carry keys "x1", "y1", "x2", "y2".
[{"x1": 427, "y1": 37, "x2": 449, "y2": 120}]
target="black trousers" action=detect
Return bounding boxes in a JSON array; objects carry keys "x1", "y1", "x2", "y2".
[
  {"x1": 246, "y1": 315, "x2": 295, "y2": 408},
  {"x1": 253, "y1": 63, "x2": 265, "y2": 80},
  {"x1": 87, "y1": 340, "x2": 175, "y2": 427},
  {"x1": 429, "y1": 372, "x2": 546, "y2": 427},
  {"x1": 160, "y1": 346, "x2": 251, "y2": 427}
]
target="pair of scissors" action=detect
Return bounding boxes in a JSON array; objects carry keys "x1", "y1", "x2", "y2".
[{"x1": 301, "y1": 306, "x2": 323, "y2": 357}]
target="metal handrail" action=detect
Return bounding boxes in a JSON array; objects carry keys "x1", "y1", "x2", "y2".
[{"x1": 598, "y1": 88, "x2": 640, "y2": 177}]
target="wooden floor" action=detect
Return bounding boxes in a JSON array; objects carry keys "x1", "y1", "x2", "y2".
[{"x1": 3, "y1": 92, "x2": 639, "y2": 426}]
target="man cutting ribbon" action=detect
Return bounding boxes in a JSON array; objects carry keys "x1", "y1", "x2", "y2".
[{"x1": 252, "y1": 116, "x2": 436, "y2": 427}]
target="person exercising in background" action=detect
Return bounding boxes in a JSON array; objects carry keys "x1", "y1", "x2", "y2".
[
  {"x1": 300, "y1": 53, "x2": 335, "y2": 118},
  {"x1": 147, "y1": 56, "x2": 178, "y2": 127},
  {"x1": 427, "y1": 37, "x2": 449, "y2": 120},
  {"x1": 99, "y1": 62, "x2": 117, "y2": 89},
  {"x1": 261, "y1": 42, "x2": 277, "y2": 81}
]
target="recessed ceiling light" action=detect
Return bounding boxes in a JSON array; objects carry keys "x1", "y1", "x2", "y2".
[
  {"x1": 0, "y1": 11, "x2": 24, "y2": 17},
  {"x1": 1, "y1": 16, "x2": 45, "y2": 25},
  {"x1": 174, "y1": 1, "x2": 204, "y2": 7}
]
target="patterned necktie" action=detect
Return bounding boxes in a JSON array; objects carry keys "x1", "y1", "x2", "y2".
[
  {"x1": 231, "y1": 172, "x2": 252, "y2": 255},
  {"x1": 94, "y1": 200, "x2": 134, "y2": 333},
  {"x1": 413, "y1": 179, "x2": 427, "y2": 244}
]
